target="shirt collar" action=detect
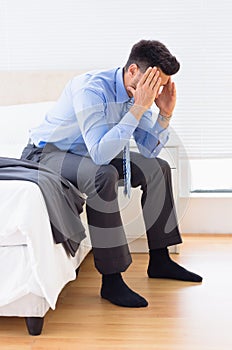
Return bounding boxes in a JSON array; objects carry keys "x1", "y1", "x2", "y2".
[{"x1": 115, "y1": 67, "x2": 130, "y2": 103}]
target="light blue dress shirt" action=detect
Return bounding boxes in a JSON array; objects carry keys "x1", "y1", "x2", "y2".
[{"x1": 30, "y1": 67, "x2": 169, "y2": 165}]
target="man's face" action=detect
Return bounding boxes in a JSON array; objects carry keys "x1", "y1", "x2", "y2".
[{"x1": 128, "y1": 66, "x2": 170, "y2": 98}]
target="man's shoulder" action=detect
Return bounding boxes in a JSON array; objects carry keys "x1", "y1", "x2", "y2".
[
  {"x1": 70, "y1": 67, "x2": 120, "y2": 97},
  {"x1": 73, "y1": 67, "x2": 119, "y2": 83}
]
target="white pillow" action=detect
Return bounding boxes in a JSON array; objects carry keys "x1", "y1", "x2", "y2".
[{"x1": 0, "y1": 101, "x2": 55, "y2": 158}]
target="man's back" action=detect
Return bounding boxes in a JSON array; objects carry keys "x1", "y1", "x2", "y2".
[{"x1": 29, "y1": 67, "x2": 130, "y2": 159}]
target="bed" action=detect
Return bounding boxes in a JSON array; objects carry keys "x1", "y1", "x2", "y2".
[
  {"x1": 0, "y1": 70, "x2": 92, "y2": 335},
  {"x1": 0, "y1": 70, "x2": 179, "y2": 336}
]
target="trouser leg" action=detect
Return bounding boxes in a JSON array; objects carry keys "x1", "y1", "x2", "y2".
[
  {"x1": 111, "y1": 152, "x2": 182, "y2": 250},
  {"x1": 21, "y1": 144, "x2": 132, "y2": 274},
  {"x1": 132, "y1": 152, "x2": 182, "y2": 249},
  {"x1": 21, "y1": 143, "x2": 181, "y2": 271}
]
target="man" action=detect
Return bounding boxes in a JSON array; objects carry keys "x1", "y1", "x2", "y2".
[{"x1": 21, "y1": 40, "x2": 202, "y2": 308}]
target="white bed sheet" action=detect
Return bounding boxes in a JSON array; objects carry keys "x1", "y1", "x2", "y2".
[
  {"x1": 0, "y1": 293, "x2": 50, "y2": 317},
  {"x1": 0, "y1": 180, "x2": 91, "y2": 310},
  {"x1": 0, "y1": 245, "x2": 50, "y2": 317}
]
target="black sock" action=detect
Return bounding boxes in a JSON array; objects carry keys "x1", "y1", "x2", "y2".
[
  {"x1": 101, "y1": 273, "x2": 148, "y2": 308},
  {"x1": 147, "y1": 248, "x2": 203, "y2": 282}
]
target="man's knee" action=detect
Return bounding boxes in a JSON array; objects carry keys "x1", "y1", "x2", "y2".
[
  {"x1": 156, "y1": 157, "x2": 171, "y2": 175},
  {"x1": 95, "y1": 165, "x2": 119, "y2": 201},
  {"x1": 141, "y1": 157, "x2": 171, "y2": 177}
]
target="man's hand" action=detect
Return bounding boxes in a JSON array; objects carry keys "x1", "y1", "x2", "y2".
[
  {"x1": 155, "y1": 77, "x2": 176, "y2": 117},
  {"x1": 127, "y1": 67, "x2": 161, "y2": 110}
]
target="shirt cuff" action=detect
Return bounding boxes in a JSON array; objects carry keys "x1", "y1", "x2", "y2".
[{"x1": 153, "y1": 119, "x2": 169, "y2": 143}]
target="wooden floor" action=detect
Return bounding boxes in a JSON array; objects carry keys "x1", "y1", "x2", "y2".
[{"x1": 1, "y1": 235, "x2": 232, "y2": 350}]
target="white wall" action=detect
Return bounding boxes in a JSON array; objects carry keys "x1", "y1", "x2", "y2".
[
  {"x1": 177, "y1": 159, "x2": 232, "y2": 234},
  {"x1": 1, "y1": 0, "x2": 232, "y2": 234},
  {"x1": 0, "y1": 0, "x2": 183, "y2": 70},
  {"x1": 179, "y1": 197, "x2": 232, "y2": 234},
  {"x1": 1, "y1": 0, "x2": 232, "y2": 161}
]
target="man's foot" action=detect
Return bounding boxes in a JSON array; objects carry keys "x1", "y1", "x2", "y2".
[
  {"x1": 101, "y1": 273, "x2": 148, "y2": 307},
  {"x1": 147, "y1": 248, "x2": 202, "y2": 282}
]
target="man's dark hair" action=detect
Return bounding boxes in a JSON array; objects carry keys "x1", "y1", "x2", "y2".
[{"x1": 125, "y1": 40, "x2": 180, "y2": 75}]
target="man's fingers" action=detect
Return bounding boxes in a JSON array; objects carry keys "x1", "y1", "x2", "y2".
[
  {"x1": 167, "y1": 78, "x2": 176, "y2": 96},
  {"x1": 151, "y1": 78, "x2": 162, "y2": 98},
  {"x1": 139, "y1": 67, "x2": 154, "y2": 85},
  {"x1": 145, "y1": 68, "x2": 159, "y2": 87},
  {"x1": 150, "y1": 71, "x2": 161, "y2": 90},
  {"x1": 167, "y1": 77, "x2": 173, "y2": 92},
  {"x1": 170, "y1": 81, "x2": 176, "y2": 96},
  {"x1": 127, "y1": 86, "x2": 136, "y2": 96}
]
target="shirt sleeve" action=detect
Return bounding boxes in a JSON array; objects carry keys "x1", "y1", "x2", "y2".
[
  {"x1": 72, "y1": 87, "x2": 139, "y2": 165},
  {"x1": 133, "y1": 109, "x2": 170, "y2": 158}
]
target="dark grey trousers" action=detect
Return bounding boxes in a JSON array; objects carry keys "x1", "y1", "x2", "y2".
[{"x1": 21, "y1": 143, "x2": 182, "y2": 274}]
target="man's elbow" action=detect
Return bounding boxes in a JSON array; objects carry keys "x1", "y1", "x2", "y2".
[
  {"x1": 89, "y1": 149, "x2": 110, "y2": 166},
  {"x1": 137, "y1": 143, "x2": 162, "y2": 159}
]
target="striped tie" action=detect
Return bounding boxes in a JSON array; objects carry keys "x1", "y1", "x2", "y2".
[
  {"x1": 123, "y1": 141, "x2": 131, "y2": 198},
  {"x1": 123, "y1": 98, "x2": 133, "y2": 198}
]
